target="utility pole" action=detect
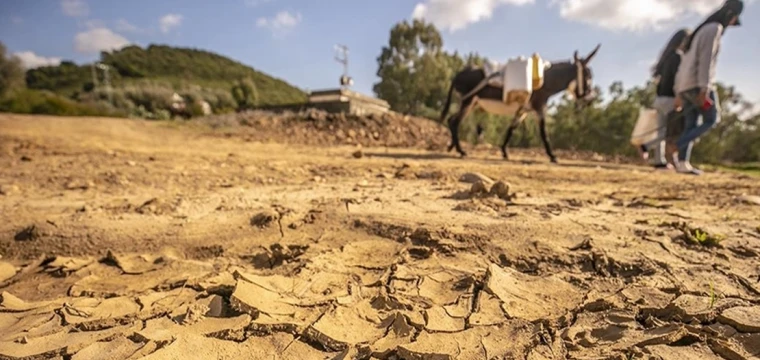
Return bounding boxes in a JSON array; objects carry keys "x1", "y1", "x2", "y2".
[
  {"x1": 334, "y1": 44, "x2": 353, "y2": 89},
  {"x1": 90, "y1": 63, "x2": 99, "y2": 88},
  {"x1": 96, "y1": 63, "x2": 112, "y2": 105}
]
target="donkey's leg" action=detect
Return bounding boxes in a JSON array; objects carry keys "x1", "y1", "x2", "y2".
[
  {"x1": 501, "y1": 110, "x2": 527, "y2": 159},
  {"x1": 446, "y1": 113, "x2": 457, "y2": 153},
  {"x1": 538, "y1": 114, "x2": 558, "y2": 163},
  {"x1": 451, "y1": 99, "x2": 475, "y2": 157}
]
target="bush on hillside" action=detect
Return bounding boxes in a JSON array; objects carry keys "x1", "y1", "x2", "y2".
[
  {"x1": 25, "y1": 44, "x2": 306, "y2": 106},
  {"x1": 0, "y1": 88, "x2": 124, "y2": 117}
]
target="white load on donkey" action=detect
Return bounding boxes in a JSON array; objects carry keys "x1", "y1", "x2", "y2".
[{"x1": 472, "y1": 53, "x2": 551, "y2": 115}]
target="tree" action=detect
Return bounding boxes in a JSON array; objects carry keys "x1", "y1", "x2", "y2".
[
  {"x1": 0, "y1": 42, "x2": 25, "y2": 97},
  {"x1": 374, "y1": 19, "x2": 452, "y2": 115}
]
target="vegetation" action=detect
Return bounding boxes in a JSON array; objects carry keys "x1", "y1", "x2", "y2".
[
  {"x1": 373, "y1": 19, "x2": 760, "y2": 165},
  {"x1": 26, "y1": 45, "x2": 306, "y2": 106},
  {"x1": 0, "y1": 42, "x2": 306, "y2": 119}
]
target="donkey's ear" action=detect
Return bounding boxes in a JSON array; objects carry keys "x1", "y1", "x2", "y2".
[
  {"x1": 574, "y1": 50, "x2": 580, "y2": 63},
  {"x1": 584, "y1": 43, "x2": 601, "y2": 64}
]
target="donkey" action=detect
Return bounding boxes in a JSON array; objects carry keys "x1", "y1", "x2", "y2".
[{"x1": 440, "y1": 45, "x2": 601, "y2": 163}]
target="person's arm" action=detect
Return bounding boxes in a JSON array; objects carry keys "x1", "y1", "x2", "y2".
[{"x1": 695, "y1": 23, "x2": 721, "y2": 91}]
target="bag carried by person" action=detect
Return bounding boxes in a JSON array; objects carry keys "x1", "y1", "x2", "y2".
[{"x1": 630, "y1": 107, "x2": 659, "y2": 146}]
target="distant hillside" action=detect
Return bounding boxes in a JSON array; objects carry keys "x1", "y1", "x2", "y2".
[{"x1": 25, "y1": 44, "x2": 307, "y2": 106}]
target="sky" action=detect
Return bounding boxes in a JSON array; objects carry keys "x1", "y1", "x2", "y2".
[{"x1": 1, "y1": 0, "x2": 758, "y2": 106}]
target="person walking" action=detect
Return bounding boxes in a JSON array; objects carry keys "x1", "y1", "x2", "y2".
[
  {"x1": 669, "y1": 0, "x2": 744, "y2": 175},
  {"x1": 639, "y1": 28, "x2": 691, "y2": 170}
]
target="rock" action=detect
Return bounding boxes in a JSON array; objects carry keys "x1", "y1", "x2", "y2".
[
  {"x1": 398, "y1": 323, "x2": 535, "y2": 359},
  {"x1": 14, "y1": 224, "x2": 48, "y2": 242},
  {"x1": 469, "y1": 293, "x2": 507, "y2": 326},
  {"x1": 126, "y1": 161, "x2": 137, "y2": 167},
  {"x1": 621, "y1": 286, "x2": 675, "y2": 317},
  {"x1": 646, "y1": 343, "x2": 723, "y2": 359},
  {"x1": 352, "y1": 150, "x2": 363, "y2": 159},
  {"x1": 737, "y1": 195, "x2": 760, "y2": 206},
  {"x1": 230, "y1": 278, "x2": 299, "y2": 316},
  {"x1": 250, "y1": 209, "x2": 279, "y2": 228},
  {"x1": 0, "y1": 184, "x2": 19, "y2": 195},
  {"x1": 305, "y1": 305, "x2": 386, "y2": 351},
  {"x1": 20, "y1": 155, "x2": 32, "y2": 162},
  {"x1": 139, "y1": 333, "x2": 290, "y2": 360},
  {"x1": 485, "y1": 264, "x2": 582, "y2": 322},
  {"x1": 489, "y1": 181, "x2": 511, "y2": 200},
  {"x1": 718, "y1": 306, "x2": 760, "y2": 333},
  {"x1": 0, "y1": 292, "x2": 65, "y2": 313},
  {"x1": 65, "y1": 180, "x2": 93, "y2": 190},
  {"x1": 43, "y1": 256, "x2": 95, "y2": 276},
  {"x1": 105, "y1": 251, "x2": 168, "y2": 275},
  {"x1": 0, "y1": 262, "x2": 17, "y2": 283},
  {"x1": 0, "y1": 321, "x2": 139, "y2": 359},
  {"x1": 470, "y1": 181, "x2": 489, "y2": 196},
  {"x1": 459, "y1": 172, "x2": 494, "y2": 185},
  {"x1": 424, "y1": 305, "x2": 465, "y2": 332},
  {"x1": 71, "y1": 336, "x2": 144, "y2": 360},
  {"x1": 370, "y1": 313, "x2": 415, "y2": 357},
  {"x1": 62, "y1": 297, "x2": 142, "y2": 330}
]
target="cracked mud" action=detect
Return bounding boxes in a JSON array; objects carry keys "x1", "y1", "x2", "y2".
[{"x1": 2, "y1": 114, "x2": 760, "y2": 359}]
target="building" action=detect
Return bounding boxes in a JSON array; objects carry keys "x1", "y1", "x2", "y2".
[{"x1": 306, "y1": 88, "x2": 390, "y2": 116}]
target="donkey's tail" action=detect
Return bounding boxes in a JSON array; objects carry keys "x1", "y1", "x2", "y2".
[{"x1": 439, "y1": 80, "x2": 455, "y2": 124}]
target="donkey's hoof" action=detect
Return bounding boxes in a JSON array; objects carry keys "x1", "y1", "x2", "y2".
[
  {"x1": 447, "y1": 145, "x2": 455, "y2": 153},
  {"x1": 459, "y1": 152, "x2": 468, "y2": 158},
  {"x1": 502, "y1": 152, "x2": 509, "y2": 160},
  {"x1": 550, "y1": 157, "x2": 559, "y2": 164}
]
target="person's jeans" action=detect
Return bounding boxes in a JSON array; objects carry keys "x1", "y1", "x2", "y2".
[{"x1": 676, "y1": 87, "x2": 721, "y2": 162}]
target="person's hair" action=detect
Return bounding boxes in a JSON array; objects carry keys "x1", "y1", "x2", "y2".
[
  {"x1": 684, "y1": 2, "x2": 741, "y2": 51},
  {"x1": 652, "y1": 29, "x2": 690, "y2": 77}
]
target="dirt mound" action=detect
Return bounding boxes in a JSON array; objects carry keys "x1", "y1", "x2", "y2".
[{"x1": 199, "y1": 109, "x2": 451, "y2": 150}]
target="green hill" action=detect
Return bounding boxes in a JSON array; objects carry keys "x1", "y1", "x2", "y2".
[{"x1": 25, "y1": 44, "x2": 307, "y2": 107}]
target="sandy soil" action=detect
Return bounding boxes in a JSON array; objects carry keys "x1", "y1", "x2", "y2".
[{"x1": 1, "y1": 113, "x2": 760, "y2": 360}]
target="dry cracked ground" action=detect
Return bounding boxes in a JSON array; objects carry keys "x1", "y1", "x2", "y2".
[{"x1": 1, "y1": 113, "x2": 760, "y2": 360}]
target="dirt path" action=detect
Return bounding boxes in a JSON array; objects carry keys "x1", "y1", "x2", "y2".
[{"x1": 1, "y1": 114, "x2": 760, "y2": 359}]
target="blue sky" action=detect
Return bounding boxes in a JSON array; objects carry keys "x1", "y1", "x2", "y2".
[{"x1": 1, "y1": 0, "x2": 758, "y2": 106}]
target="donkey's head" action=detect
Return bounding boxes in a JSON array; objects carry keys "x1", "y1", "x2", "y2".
[{"x1": 568, "y1": 44, "x2": 601, "y2": 106}]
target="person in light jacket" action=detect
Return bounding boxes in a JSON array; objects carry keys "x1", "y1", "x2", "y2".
[
  {"x1": 639, "y1": 28, "x2": 691, "y2": 170},
  {"x1": 668, "y1": 0, "x2": 744, "y2": 175}
]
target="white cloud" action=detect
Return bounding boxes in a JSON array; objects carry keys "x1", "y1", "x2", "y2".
[
  {"x1": 11, "y1": 17, "x2": 23, "y2": 24},
  {"x1": 13, "y1": 51, "x2": 62, "y2": 69},
  {"x1": 554, "y1": 0, "x2": 726, "y2": 31},
  {"x1": 159, "y1": 14, "x2": 183, "y2": 33},
  {"x1": 74, "y1": 27, "x2": 130, "y2": 54},
  {"x1": 115, "y1": 19, "x2": 141, "y2": 33},
  {"x1": 61, "y1": 0, "x2": 89, "y2": 17},
  {"x1": 83, "y1": 19, "x2": 105, "y2": 29},
  {"x1": 411, "y1": 0, "x2": 534, "y2": 32},
  {"x1": 256, "y1": 11, "x2": 302, "y2": 35}
]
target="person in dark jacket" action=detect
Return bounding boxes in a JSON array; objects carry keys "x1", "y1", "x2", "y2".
[
  {"x1": 639, "y1": 28, "x2": 691, "y2": 170},
  {"x1": 669, "y1": 0, "x2": 744, "y2": 175}
]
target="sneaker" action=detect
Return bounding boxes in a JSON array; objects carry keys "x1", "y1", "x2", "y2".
[
  {"x1": 653, "y1": 163, "x2": 674, "y2": 171},
  {"x1": 674, "y1": 159, "x2": 703, "y2": 175}
]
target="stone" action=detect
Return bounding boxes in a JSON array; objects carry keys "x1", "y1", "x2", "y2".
[
  {"x1": 424, "y1": 305, "x2": 464, "y2": 332},
  {"x1": 489, "y1": 181, "x2": 511, "y2": 200},
  {"x1": 305, "y1": 305, "x2": 386, "y2": 351},
  {"x1": 485, "y1": 264, "x2": 582, "y2": 322},
  {"x1": 0, "y1": 262, "x2": 17, "y2": 283},
  {"x1": 719, "y1": 306, "x2": 760, "y2": 333},
  {"x1": 71, "y1": 336, "x2": 144, "y2": 360},
  {"x1": 459, "y1": 172, "x2": 494, "y2": 185}
]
